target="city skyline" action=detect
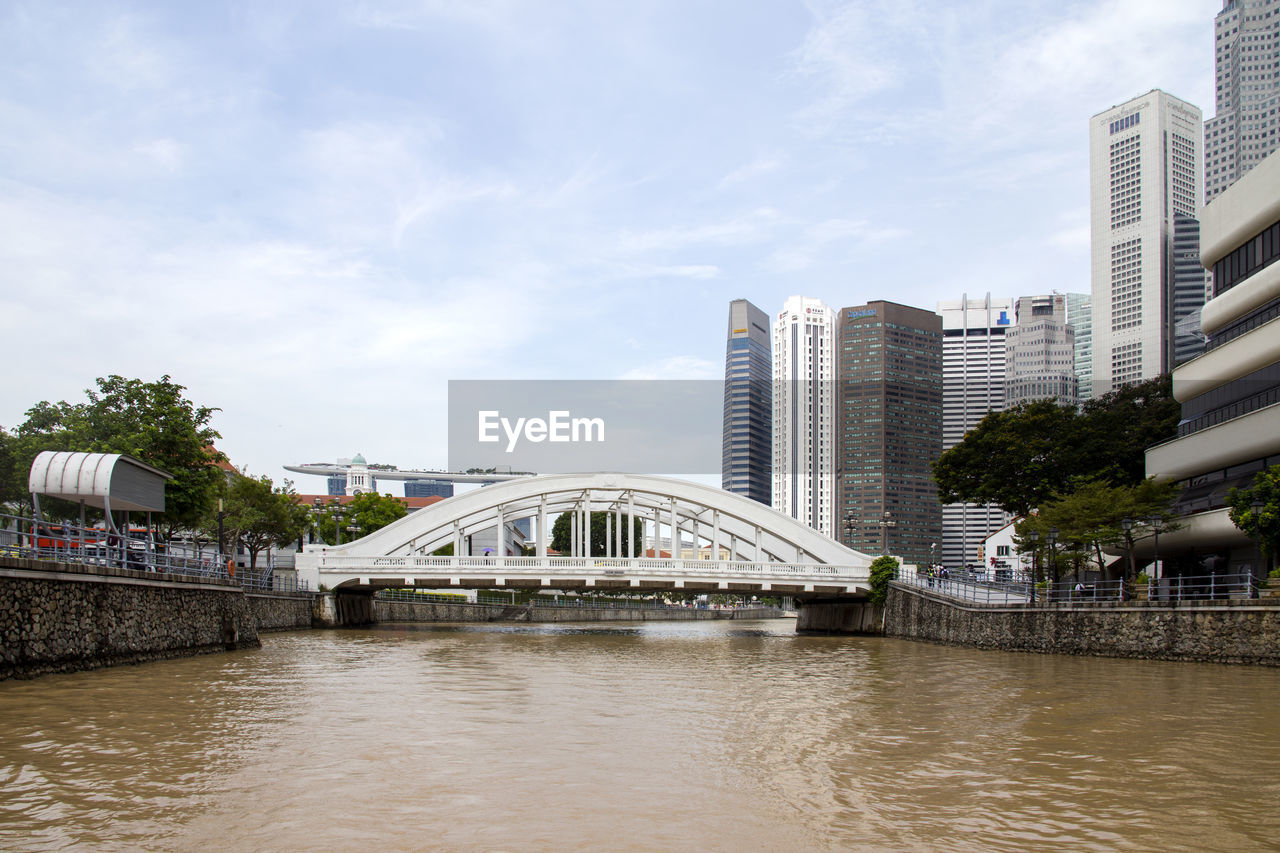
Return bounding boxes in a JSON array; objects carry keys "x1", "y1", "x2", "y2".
[{"x1": 0, "y1": 1, "x2": 1218, "y2": 480}]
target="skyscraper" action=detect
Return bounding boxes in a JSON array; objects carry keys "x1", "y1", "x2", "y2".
[
  {"x1": 938, "y1": 294, "x2": 1015, "y2": 570},
  {"x1": 1005, "y1": 294, "x2": 1079, "y2": 407},
  {"x1": 835, "y1": 302, "x2": 943, "y2": 565},
  {"x1": 1066, "y1": 292, "x2": 1093, "y2": 394},
  {"x1": 721, "y1": 299, "x2": 773, "y2": 505},
  {"x1": 1172, "y1": 216, "x2": 1210, "y2": 366},
  {"x1": 1205, "y1": 0, "x2": 1280, "y2": 203},
  {"x1": 772, "y1": 295, "x2": 836, "y2": 537},
  {"x1": 1089, "y1": 90, "x2": 1203, "y2": 395}
]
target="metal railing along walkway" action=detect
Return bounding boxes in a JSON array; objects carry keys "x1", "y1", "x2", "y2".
[
  {"x1": 897, "y1": 567, "x2": 1262, "y2": 606},
  {"x1": 0, "y1": 513, "x2": 310, "y2": 593}
]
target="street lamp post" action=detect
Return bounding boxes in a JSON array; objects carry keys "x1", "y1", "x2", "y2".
[
  {"x1": 1148, "y1": 515, "x2": 1164, "y2": 580},
  {"x1": 843, "y1": 513, "x2": 856, "y2": 548},
  {"x1": 217, "y1": 498, "x2": 226, "y2": 565},
  {"x1": 879, "y1": 511, "x2": 896, "y2": 556},
  {"x1": 1027, "y1": 529, "x2": 1040, "y2": 606},
  {"x1": 1120, "y1": 516, "x2": 1134, "y2": 587},
  {"x1": 1251, "y1": 499, "x2": 1264, "y2": 595},
  {"x1": 1047, "y1": 527, "x2": 1059, "y2": 598}
]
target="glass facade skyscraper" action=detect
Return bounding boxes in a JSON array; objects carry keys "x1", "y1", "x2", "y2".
[
  {"x1": 721, "y1": 299, "x2": 772, "y2": 505},
  {"x1": 835, "y1": 301, "x2": 942, "y2": 566}
]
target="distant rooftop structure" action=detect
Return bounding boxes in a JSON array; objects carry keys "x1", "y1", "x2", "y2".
[{"x1": 284, "y1": 456, "x2": 531, "y2": 487}]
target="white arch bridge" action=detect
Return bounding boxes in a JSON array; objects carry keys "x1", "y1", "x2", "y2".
[{"x1": 295, "y1": 473, "x2": 875, "y2": 599}]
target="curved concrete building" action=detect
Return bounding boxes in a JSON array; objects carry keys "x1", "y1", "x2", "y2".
[{"x1": 1145, "y1": 149, "x2": 1280, "y2": 577}]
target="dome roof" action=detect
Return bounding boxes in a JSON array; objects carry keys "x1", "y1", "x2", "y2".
[{"x1": 352, "y1": 452, "x2": 367, "y2": 465}]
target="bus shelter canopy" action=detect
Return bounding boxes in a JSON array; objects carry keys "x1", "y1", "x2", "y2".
[{"x1": 28, "y1": 451, "x2": 173, "y2": 513}]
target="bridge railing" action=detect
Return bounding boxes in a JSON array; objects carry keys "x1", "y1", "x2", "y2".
[
  {"x1": 375, "y1": 589, "x2": 694, "y2": 610},
  {"x1": 318, "y1": 553, "x2": 866, "y2": 580}
]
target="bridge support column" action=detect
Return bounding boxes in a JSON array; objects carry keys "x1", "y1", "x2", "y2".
[
  {"x1": 537, "y1": 498, "x2": 547, "y2": 558},
  {"x1": 796, "y1": 601, "x2": 883, "y2": 635},
  {"x1": 313, "y1": 591, "x2": 376, "y2": 628}
]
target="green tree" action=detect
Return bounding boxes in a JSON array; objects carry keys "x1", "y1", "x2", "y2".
[
  {"x1": 867, "y1": 555, "x2": 899, "y2": 606},
  {"x1": 933, "y1": 399, "x2": 1082, "y2": 517},
  {"x1": 0, "y1": 425, "x2": 19, "y2": 510},
  {"x1": 933, "y1": 375, "x2": 1180, "y2": 517},
  {"x1": 10, "y1": 375, "x2": 223, "y2": 532},
  {"x1": 550, "y1": 511, "x2": 644, "y2": 556},
  {"x1": 309, "y1": 492, "x2": 408, "y2": 545},
  {"x1": 1016, "y1": 478, "x2": 1179, "y2": 582},
  {"x1": 1227, "y1": 465, "x2": 1280, "y2": 571},
  {"x1": 1077, "y1": 375, "x2": 1181, "y2": 485},
  {"x1": 214, "y1": 472, "x2": 310, "y2": 568}
]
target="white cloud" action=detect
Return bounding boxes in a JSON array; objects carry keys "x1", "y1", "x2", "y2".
[
  {"x1": 133, "y1": 138, "x2": 184, "y2": 172},
  {"x1": 619, "y1": 356, "x2": 721, "y2": 381}
]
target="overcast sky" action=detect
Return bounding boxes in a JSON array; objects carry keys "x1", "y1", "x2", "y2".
[{"x1": 0, "y1": 1, "x2": 1218, "y2": 491}]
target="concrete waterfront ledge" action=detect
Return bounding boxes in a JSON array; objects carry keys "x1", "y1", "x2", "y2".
[
  {"x1": 0, "y1": 556, "x2": 262, "y2": 681},
  {"x1": 883, "y1": 582, "x2": 1280, "y2": 666}
]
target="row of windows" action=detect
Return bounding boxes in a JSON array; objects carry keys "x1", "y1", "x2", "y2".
[
  {"x1": 1109, "y1": 111, "x2": 1141, "y2": 135},
  {"x1": 1213, "y1": 217, "x2": 1280, "y2": 295}
]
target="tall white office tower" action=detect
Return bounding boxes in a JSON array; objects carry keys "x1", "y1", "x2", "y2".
[
  {"x1": 1066, "y1": 292, "x2": 1093, "y2": 393},
  {"x1": 772, "y1": 295, "x2": 836, "y2": 537},
  {"x1": 1005, "y1": 295, "x2": 1079, "y2": 408},
  {"x1": 1205, "y1": 0, "x2": 1280, "y2": 203},
  {"x1": 1089, "y1": 90, "x2": 1203, "y2": 396},
  {"x1": 937, "y1": 294, "x2": 1015, "y2": 570}
]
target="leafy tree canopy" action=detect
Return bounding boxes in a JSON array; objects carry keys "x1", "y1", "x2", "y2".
[
  {"x1": 211, "y1": 471, "x2": 310, "y2": 568},
  {"x1": 7, "y1": 375, "x2": 223, "y2": 531},
  {"x1": 308, "y1": 492, "x2": 408, "y2": 545},
  {"x1": 933, "y1": 375, "x2": 1179, "y2": 517},
  {"x1": 550, "y1": 511, "x2": 644, "y2": 556},
  {"x1": 1227, "y1": 465, "x2": 1280, "y2": 561},
  {"x1": 867, "y1": 555, "x2": 899, "y2": 606},
  {"x1": 1015, "y1": 478, "x2": 1179, "y2": 581}
]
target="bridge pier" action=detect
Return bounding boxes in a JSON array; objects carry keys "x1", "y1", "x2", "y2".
[
  {"x1": 796, "y1": 600, "x2": 883, "y2": 635},
  {"x1": 313, "y1": 591, "x2": 375, "y2": 628}
]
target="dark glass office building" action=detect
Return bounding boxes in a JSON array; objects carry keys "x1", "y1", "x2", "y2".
[
  {"x1": 836, "y1": 301, "x2": 943, "y2": 566},
  {"x1": 404, "y1": 479, "x2": 455, "y2": 499},
  {"x1": 721, "y1": 299, "x2": 772, "y2": 504}
]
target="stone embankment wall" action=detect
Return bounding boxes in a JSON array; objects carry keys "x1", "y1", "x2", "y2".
[
  {"x1": 246, "y1": 592, "x2": 315, "y2": 632},
  {"x1": 0, "y1": 557, "x2": 260, "y2": 680},
  {"x1": 375, "y1": 600, "x2": 786, "y2": 623},
  {"x1": 884, "y1": 583, "x2": 1280, "y2": 666}
]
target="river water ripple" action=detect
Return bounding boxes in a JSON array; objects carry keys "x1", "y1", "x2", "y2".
[{"x1": 1, "y1": 619, "x2": 1278, "y2": 851}]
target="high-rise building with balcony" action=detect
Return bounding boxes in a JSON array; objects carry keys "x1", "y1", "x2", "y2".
[
  {"x1": 721, "y1": 299, "x2": 773, "y2": 505},
  {"x1": 937, "y1": 294, "x2": 1015, "y2": 570},
  {"x1": 834, "y1": 301, "x2": 943, "y2": 565},
  {"x1": 772, "y1": 295, "x2": 836, "y2": 537},
  {"x1": 1090, "y1": 90, "x2": 1203, "y2": 394},
  {"x1": 1205, "y1": 0, "x2": 1280, "y2": 203}
]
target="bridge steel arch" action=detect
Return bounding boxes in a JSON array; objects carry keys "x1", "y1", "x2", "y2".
[{"x1": 295, "y1": 472, "x2": 875, "y2": 597}]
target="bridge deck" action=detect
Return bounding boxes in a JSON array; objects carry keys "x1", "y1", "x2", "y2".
[{"x1": 305, "y1": 555, "x2": 870, "y2": 596}]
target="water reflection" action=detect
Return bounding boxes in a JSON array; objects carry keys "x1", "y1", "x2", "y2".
[{"x1": 1, "y1": 620, "x2": 1278, "y2": 851}]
